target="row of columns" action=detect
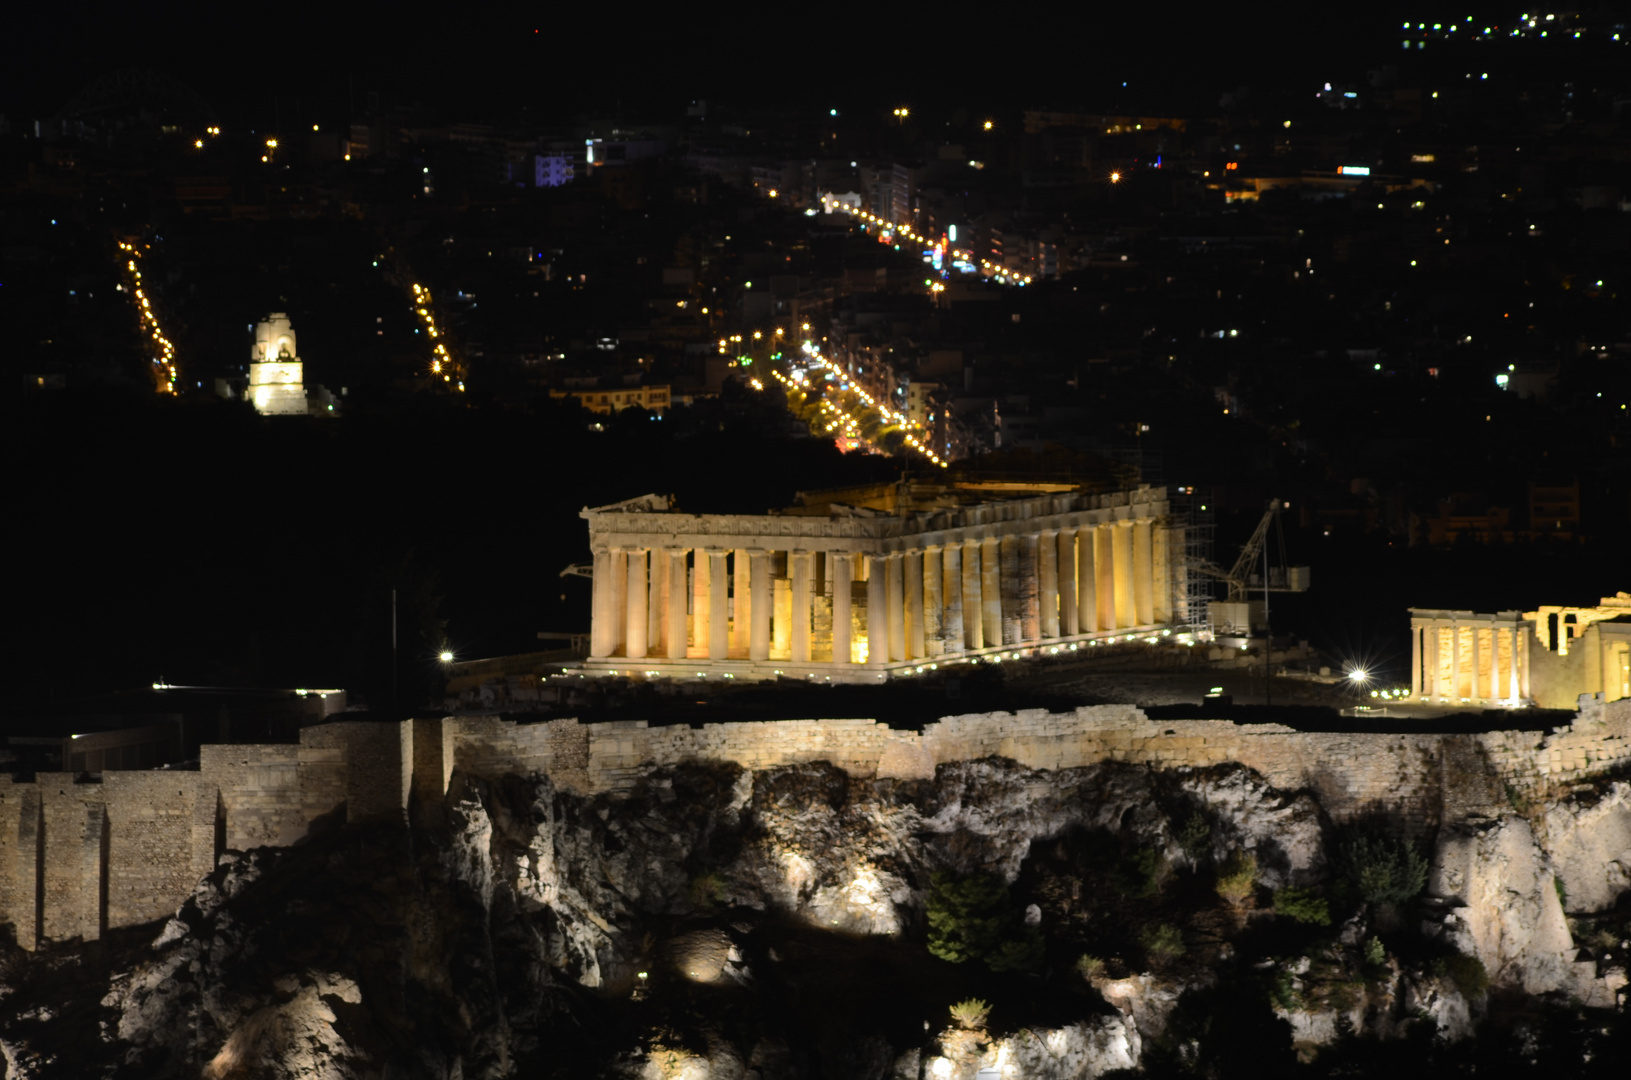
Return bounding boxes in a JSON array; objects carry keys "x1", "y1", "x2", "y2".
[
  {"x1": 589, "y1": 519, "x2": 1161, "y2": 667},
  {"x1": 1410, "y1": 620, "x2": 1527, "y2": 702}
]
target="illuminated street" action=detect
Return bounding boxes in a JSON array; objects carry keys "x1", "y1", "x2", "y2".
[{"x1": 117, "y1": 239, "x2": 177, "y2": 394}]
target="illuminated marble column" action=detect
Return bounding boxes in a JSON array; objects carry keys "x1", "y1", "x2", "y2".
[
  {"x1": 1017, "y1": 531, "x2": 1043, "y2": 642},
  {"x1": 732, "y1": 548, "x2": 751, "y2": 658},
  {"x1": 1437, "y1": 621, "x2": 1448, "y2": 696},
  {"x1": 832, "y1": 551, "x2": 853, "y2": 664},
  {"x1": 790, "y1": 550, "x2": 813, "y2": 663},
  {"x1": 1509, "y1": 627, "x2": 1522, "y2": 701},
  {"x1": 1058, "y1": 528, "x2": 1078, "y2": 637},
  {"x1": 1450, "y1": 619, "x2": 1463, "y2": 698},
  {"x1": 708, "y1": 550, "x2": 730, "y2": 660},
  {"x1": 648, "y1": 549, "x2": 664, "y2": 657},
  {"x1": 1095, "y1": 525, "x2": 1116, "y2": 632},
  {"x1": 1422, "y1": 623, "x2": 1437, "y2": 699},
  {"x1": 887, "y1": 553, "x2": 906, "y2": 662},
  {"x1": 1151, "y1": 525, "x2": 1170, "y2": 625},
  {"x1": 922, "y1": 545, "x2": 944, "y2": 657},
  {"x1": 666, "y1": 549, "x2": 688, "y2": 660},
  {"x1": 692, "y1": 551, "x2": 709, "y2": 658},
  {"x1": 867, "y1": 554, "x2": 888, "y2": 664},
  {"x1": 1133, "y1": 519, "x2": 1154, "y2": 627},
  {"x1": 1490, "y1": 628, "x2": 1503, "y2": 701},
  {"x1": 981, "y1": 537, "x2": 1002, "y2": 648},
  {"x1": 1470, "y1": 626, "x2": 1483, "y2": 702},
  {"x1": 772, "y1": 566, "x2": 791, "y2": 660},
  {"x1": 1078, "y1": 527, "x2": 1098, "y2": 634},
  {"x1": 905, "y1": 549, "x2": 925, "y2": 659},
  {"x1": 1444, "y1": 621, "x2": 1456, "y2": 698},
  {"x1": 749, "y1": 550, "x2": 771, "y2": 661},
  {"x1": 999, "y1": 535, "x2": 1022, "y2": 646},
  {"x1": 1454, "y1": 616, "x2": 1467, "y2": 701},
  {"x1": 962, "y1": 538, "x2": 983, "y2": 651},
  {"x1": 1113, "y1": 522, "x2": 1135, "y2": 630},
  {"x1": 590, "y1": 546, "x2": 616, "y2": 659},
  {"x1": 1039, "y1": 529, "x2": 1059, "y2": 639},
  {"x1": 625, "y1": 549, "x2": 648, "y2": 659},
  {"x1": 941, "y1": 543, "x2": 963, "y2": 653},
  {"x1": 1411, "y1": 621, "x2": 1423, "y2": 698},
  {"x1": 1017, "y1": 533, "x2": 1040, "y2": 643},
  {"x1": 610, "y1": 549, "x2": 627, "y2": 655}
]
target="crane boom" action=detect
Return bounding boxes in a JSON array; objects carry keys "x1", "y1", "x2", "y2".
[{"x1": 1225, "y1": 498, "x2": 1283, "y2": 602}]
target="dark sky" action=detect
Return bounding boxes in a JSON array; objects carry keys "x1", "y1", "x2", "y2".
[{"x1": 8, "y1": 2, "x2": 1417, "y2": 127}]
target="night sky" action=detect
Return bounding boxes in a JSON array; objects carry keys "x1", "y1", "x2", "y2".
[{"x1": 9, "y1": 3, "x2": 1415, "y2": 127}]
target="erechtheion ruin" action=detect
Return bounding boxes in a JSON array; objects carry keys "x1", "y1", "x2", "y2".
[{"x1": 1409, "y1": 593, "x2": 1631, "y2": 709}]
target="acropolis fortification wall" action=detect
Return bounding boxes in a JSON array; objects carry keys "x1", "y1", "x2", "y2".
[{"x1": 2, "y1": 698, "x2": 1626, "y2": 950}]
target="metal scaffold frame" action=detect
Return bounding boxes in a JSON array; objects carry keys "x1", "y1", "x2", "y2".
[{"x1": 1167, "y1": 492, "x2": 1215, "y2": 635}]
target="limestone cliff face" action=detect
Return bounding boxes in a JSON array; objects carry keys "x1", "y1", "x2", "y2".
[
  {"x1": 1541, "y1": 780, "x2": 1631, "y2": 914},
  {"x1": 1, "y1": 756, "x2": 1625, "y2": 1079},
  {"x1": 1421, "y1": 780, "x2": 1630, "y2": 1002},
  {"x1": 1428, "y1": 814, "x2": 1579, "y2": 995}
]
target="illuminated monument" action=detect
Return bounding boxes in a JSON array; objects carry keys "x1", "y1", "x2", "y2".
[
  {"x1": 248, "y1": 313, "x2": 312, "y2": 416},
  {"x1": 579, "y1": 482, "x2": 1187, "y2": 682},
  {"x1": 1408, "y1": 592, "x2": 1631, "y2": 709}
]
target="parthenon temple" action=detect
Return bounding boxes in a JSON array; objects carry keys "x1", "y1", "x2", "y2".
[{"x1": 580, "y1": 482, "x2": 1187, "y2": 681}]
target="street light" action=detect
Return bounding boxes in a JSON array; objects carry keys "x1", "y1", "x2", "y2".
[{"x1": 439, "y1": 650, "x2": 454, "y2": 663}]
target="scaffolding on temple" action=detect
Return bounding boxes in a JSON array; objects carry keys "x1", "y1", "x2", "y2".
[{"x1": 1167, "y1": 491, "x2": 1216, "y2": 636}]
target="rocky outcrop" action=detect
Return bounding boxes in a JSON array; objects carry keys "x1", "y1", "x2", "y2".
[
  {"x1": 1, "y1": 749, "x2": 1625, "y2": 1079},
  {"x1": 1427, "y1": 813, "x2": 1576, "y2": 994},
  {"x1": 921, "y1": 1017, "x2": 1141, "y2": 1080},
  {"x1": 1538, "y1": 780, "x2": 1631, "y2": 914},
  {"x1": 1425, "y1": 781, "x2": 1630, "y2": 1004}
]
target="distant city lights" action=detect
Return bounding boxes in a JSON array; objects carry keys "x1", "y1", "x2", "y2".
[
  {"x1": 117, "y1": 239, "x2": 178, "y2": 394},
  {"x1": 409, "y1": 282, "x2": 465, "y2": 392}
]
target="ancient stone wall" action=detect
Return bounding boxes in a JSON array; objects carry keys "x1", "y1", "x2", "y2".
[
  {"x1": 412, "y1": 716, "x2": 456, "y2": 804},
  {"x1": 437, "y1": 697, "x2": 1627, "y2": 828},
  {"x1": 1481, "y1": 694, "x2": 1631, "y2": 793},
  {"x1": 202, "y1": 744, "x2": 311, "y2": 852},
  {"x1": 0, "y1": 778, "x2": 42, "y2": 948},
  {"x1": 1, "y1": 701, "x2": 1626, "y2": 950},
  {"x1": 37, "y1": 776, "x2": 105, "y2": 943},
  {"x1": 102, "y1": 772, "x2": 209, "y2": 931},
  {"x1": 304, "y1": 720, "x2": 413, "y2": 825}
]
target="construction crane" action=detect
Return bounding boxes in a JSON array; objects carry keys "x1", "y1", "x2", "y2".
[{"x1": 1201, "y1": 499, "x2": 1310, "y2": 634}]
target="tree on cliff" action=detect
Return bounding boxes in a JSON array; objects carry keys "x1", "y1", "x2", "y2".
[
  {"x1": 925, "y1": 872, "x2": 1044, "y2": 972},
  {"x1": 1336, "y1": 830, "x2": 1428, "y2": 908}
]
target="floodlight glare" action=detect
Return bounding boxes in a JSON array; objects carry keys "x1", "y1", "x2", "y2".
[
  {"x1": 439, "y1": 651, "x2": 454, "y2": 663},
  {"x1": 1349, "y1": 669, "x2": 1368, "y2": 682}
]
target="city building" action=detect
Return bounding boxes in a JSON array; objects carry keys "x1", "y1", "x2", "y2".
[
  {"x1": 579, "y1": 482, "x2": 1186, "y2": 682},
  {"x1": 551, "y1": 385, "x2": 671, "y2": 415},
  {"x1": 535, "y1": 152, "x2": 575, "y2": 188},
  {"x1": 1408, "y1": 593, "x2": 1631, "y2": 708}
]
